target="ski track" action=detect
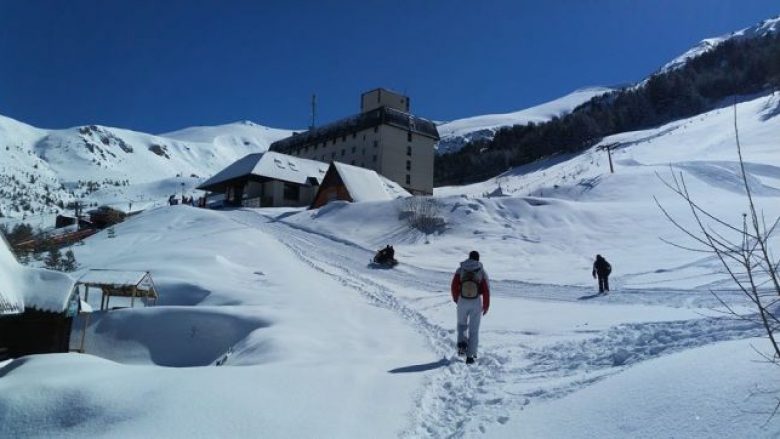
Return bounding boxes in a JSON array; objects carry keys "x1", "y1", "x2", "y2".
[{"x1": 228, "y1": 209, "x2": 761, "y2": 438}]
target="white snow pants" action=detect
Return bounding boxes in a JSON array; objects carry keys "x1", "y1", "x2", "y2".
[{"x1": 456, "y1": 297, "x2": 482, "y2": 357}]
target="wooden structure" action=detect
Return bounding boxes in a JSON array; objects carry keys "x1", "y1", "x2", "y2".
[
  {"x1": 0, "y1": 233, "x2": 83, "y2": 359},
  {"x1": 198, "y1": 151, "x2": 328, "y2": 208},
  {"x1": 76, "y1": 269, "x2": 159, "y2": 311},
  {"x1": 310, "y1": 162, "x2": 410, "y2": 209}
]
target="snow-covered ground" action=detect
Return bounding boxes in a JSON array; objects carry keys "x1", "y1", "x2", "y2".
[{"x1": 1, "y1": 90, "x2": 779, "y2": 437}]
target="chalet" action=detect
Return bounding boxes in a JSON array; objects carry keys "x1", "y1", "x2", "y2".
[
  {"x1": 311, "y1": 162, "x2": 410, "y2": 209},
  {"x1": 198, "y1": 151, "x2": 328, "y2": 208},
  {"x1": 0, "y1": 234, "x2": 81, "y2": 359},
  {"x1": 270, "y1": 89, "x2": 439, "y2": 195}
]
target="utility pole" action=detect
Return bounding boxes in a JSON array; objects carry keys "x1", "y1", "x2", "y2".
[
  {"x1": 310, "y1": 94, "x2": 317, "y2": 130},
  {"x1": 603, "y1": 143, "x2": 615, "y2": 174}
]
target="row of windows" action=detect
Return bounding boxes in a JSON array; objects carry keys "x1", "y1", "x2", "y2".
[{"x1": 292, "y1": 128, "x2": 414, "y2": 155}]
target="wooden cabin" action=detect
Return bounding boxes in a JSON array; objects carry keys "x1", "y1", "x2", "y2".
[
  {"x1": 0, "y1": 234, "x2": 81, "y2": 359},
  {"x1": 311, "y1": 162, "x2": 411, "y2": 209},
  {"x1": 198, "y1": 151, "x2": 328, "y2": 208}
]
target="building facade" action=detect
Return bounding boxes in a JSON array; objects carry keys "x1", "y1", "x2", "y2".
[
  {"x1": 270, "y1": 89, "x2": 439, "y2": 195},
  {"x1": 197, "y1": 152, "x2": 328, "y2": 208}
]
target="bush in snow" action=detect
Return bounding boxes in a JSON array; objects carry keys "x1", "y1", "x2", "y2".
[{"x1": 400, "y1": 196, "x2": 445, "y2": 234}]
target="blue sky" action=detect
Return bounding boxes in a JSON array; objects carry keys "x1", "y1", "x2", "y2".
[{"x1": 0, "y1": 1, "x2": 778, "y2": 134}]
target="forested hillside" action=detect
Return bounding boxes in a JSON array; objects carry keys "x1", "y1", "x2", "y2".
[{"x1": 435, "y1": 30, "x2": 780, "y2": 185}]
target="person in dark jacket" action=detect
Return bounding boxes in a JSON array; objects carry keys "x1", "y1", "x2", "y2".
[
  {"x1": 451, "y1": 250, "x2": 490, "y2": 364},
  {"x1": 592, "y1": 254, "x2": 612, "y2": 293}
]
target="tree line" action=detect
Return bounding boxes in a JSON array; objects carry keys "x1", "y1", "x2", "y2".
[{"x1": 435, "y1": 32, "x2": 780, "y2": 185}]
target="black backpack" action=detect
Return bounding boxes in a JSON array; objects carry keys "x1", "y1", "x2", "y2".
[{"x1": 460, "y1": 268, "x2": 482, "y2": 299}]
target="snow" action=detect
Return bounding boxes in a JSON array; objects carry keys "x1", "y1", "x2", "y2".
[
  {"x1": 436, "y1": 87, "x2": 615, "y2": 154},
  {"x1": 0, "y1": 116, "x2": 294, "y2": 221},
  {"x1": 659, "y1": 15, "x2": 780, "y2": 74},
  {"x1": 198, "y1": 151, "x2": 328, "y2": 190},
  {"x1": 2, "y1": 87, "x2": 779, "y2": 437},
  {"x1": 77, "y1": 269, "x2": 152, "y2": 288},
  {"x1": 2, "y1": 34, "x2": 780, "y2": 438},
  {"x1": 332, "y1": 162, "x2": 411, "y2": 202},
  {"x1": 0, "y1": 230, "x2": 75, "y2": 313}
]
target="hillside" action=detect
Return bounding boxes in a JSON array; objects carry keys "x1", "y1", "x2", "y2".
[
  {"x1": 435, "y1": 15, "x2": 780, "y2": 186},
  {"x1": 435, "y1": 87, "x2": 614, "y2": 155},
  {"x1": 0, "y1": 116, "x2": 293, "y2": 222}
]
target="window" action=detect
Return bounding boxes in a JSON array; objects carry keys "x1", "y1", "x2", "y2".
[
  {"x1": 373, "y1": 140, "x2": 378, "y2": 148},
  {"x1": 314, "y1": 144, "x2": 318, "y2": 151},
  {"x1": 341, "y1": 149, "x2": 345, "y2": 157},
  {"x1": 373, "y1": 127, "x2": 378, "y2": 133},
  {"x1": 362, "y1": 148, "x2": 365, "y2": 155},
  {"x1": 321, "y1": 141, "x2": 326, "y2": 148},
  {"x1": 406, "y1": 146, "x2": 412, "y2": 156},
  {"x1": 405, "y1": 175, "x2": 411, "y2": 185},
  {"x1": 351, "y1": 146, "x2": 356, "y2": 153},
  {"x1": 352, "y1": 132, "x2": 357, "y2": 139},
  {"x1": 331, "y1": 152, "x2": 336, "y2": 159},
  {"x1": 284, "y1": 183, "x2": 300, "y2": 201},
  {"x1": 363, "y1": 135, "x2": 366, "y2": 141},
  {"x1": 372, "y1": 154, "x2": 377, "y2": 162},
  {"x1": 406, "y1": 160, "x2": 411, "y2": 171},
  {"x1": 342, "y1": 135, "x2": 346, "y2": 142},
  {"x1": 350, "y1": 160, "x2": 355, "y2": 165},
  {"x1": 332, "y1": 138, "x2": 336, "y2": 145},
  {"x1": 407, "y1": 131, "x2": 413, "y2": 142}
]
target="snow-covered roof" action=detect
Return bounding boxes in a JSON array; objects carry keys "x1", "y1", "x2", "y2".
[
  {"x1": 198, "y1": 151, "x2": 328, "y2": 191},
  {"x1": 332, "y1": 162, "x2": 411, "y2": 202},
  {"x1": 77, "y1": 269, "x2": 154, "y2": 290},
  {"x1": 0, "y1": 235, "x2": 76, "y2": 314}
]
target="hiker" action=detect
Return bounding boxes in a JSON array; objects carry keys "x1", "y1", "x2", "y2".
[
  {"x1": 451, "y1": 250, "x2": 490, "y2": 364},
  {"x1": 592, "y1": 254, "x2": 612, "y2": 293}
]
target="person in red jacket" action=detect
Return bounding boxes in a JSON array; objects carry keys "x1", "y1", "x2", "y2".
[{"x1": 451, "y1": 250, "x2": 490, "y2": 364}]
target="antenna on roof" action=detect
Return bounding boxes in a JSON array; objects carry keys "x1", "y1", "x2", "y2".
[{"x1": 310, "y1": 93, "x2": 317, "y2": 131}]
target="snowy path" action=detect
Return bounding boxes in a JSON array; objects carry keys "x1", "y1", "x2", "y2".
[{"x1": 230, "y1": 209, "x2": 763, "y2": 437}]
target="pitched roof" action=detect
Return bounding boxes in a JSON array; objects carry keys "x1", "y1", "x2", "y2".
[
  {"x1": 198, "y1": 151, "x2": 328, "y2": 192},
  {"x1": 77, "y1": 269, "x2": 153, "y2": 289},
  {"x1": 0, "y1": 235, "x2": 76, "y2": 314},
  {"x1": 332, "y1": 162, "x2": 411, "y2": 202}
]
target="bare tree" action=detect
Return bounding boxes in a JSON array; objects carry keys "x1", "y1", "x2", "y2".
[{"x1": 656, "y1": 102, "x2": 780, "y2": 406}]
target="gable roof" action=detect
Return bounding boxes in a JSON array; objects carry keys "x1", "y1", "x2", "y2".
[
  {"x1": 78, "y1": 269, "x2": 153, "y2": 289},
  {"x1": 331, "y1": 162, "x2": 411, "y2": 202},
  {"x1": 198, "y1": 151, "x2": 328, "y2": 192},
  {"x1": 0, "y1": 235, "x2": 76, "y2": 314}
]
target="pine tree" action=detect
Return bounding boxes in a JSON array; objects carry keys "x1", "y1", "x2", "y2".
[
  {"x1": 61, "y1": 250, "x2": 78, "y2": 272},
  {"x1": 44, "y1": 247, "x2": 62, "y2": 270}
]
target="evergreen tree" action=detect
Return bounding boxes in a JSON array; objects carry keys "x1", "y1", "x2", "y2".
[
  {"x1": 44, "y1": 247, "x2": 62, "y2": 270},
  {"x1": 61, "y1": 250, "x2": 78, "y2": 272}
]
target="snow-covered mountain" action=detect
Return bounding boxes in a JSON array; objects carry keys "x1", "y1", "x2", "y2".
[
  {"x1": 660, "y1": 15, "x2": 780, "y2": 73},
  {"x1": 436, "y1": 15, "x2": 780, "y2": 156},
  {"x1": 435, "y1": 87, "x2": 615, "y2": 155},
  {"x1": 0, "y1": 115, "x2": 294, "y2": 221}
]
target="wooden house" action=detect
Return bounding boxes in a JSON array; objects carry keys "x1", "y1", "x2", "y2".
[
  {"x1": 0, "y1": 234, "x2": 81, "y2": 359},
  {"x1": 311, "y1": 162, "x2": 411, "y2": 209},
  {"x1": 198, "y1": 151, "x2": 328, "y2": 208}
]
